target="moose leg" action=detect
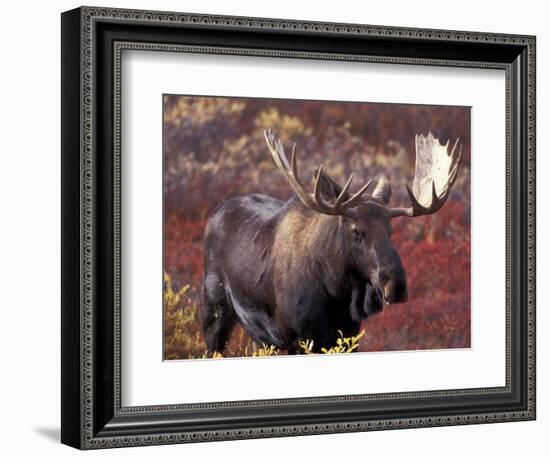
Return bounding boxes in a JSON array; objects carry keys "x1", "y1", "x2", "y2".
[
  {"x1": 202, "y1": 273, "x2": 235, "y2": 355},
  {"x1": 203, "y1": 310, "x2": 235, "y2": 355},
  {"x1": 287, "y1": 340, "x2": 304, "y2": 355}
]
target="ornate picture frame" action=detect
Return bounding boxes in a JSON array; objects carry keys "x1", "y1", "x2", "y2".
[{"x1": 61, "y1": 6, "x2": 536, "y2": 449}]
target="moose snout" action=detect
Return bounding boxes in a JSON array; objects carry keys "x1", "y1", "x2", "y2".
[
  {"x1": 376, "y1": 246, "x2": 408, "y2": 304},
  {"x1": 383, "y1": 277, "x2": 408, "y2": 304}
]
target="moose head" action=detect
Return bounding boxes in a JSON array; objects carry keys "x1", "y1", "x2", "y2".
[{"x1": 264, "y1": 129, "x2": 462, "y2": 312}]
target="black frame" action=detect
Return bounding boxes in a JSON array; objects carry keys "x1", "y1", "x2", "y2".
[{"x1": 61, "y1": 6, "x2": 536, "y2": 449}]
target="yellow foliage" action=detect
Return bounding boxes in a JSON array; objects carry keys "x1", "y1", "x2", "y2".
[
  {"x1": 299, "y1": 330, "x2": 366, "y2": 355},
  {"x1": 251, "y1": 344, "x2": 280, "y2": 357},
  {"x1": 163, "y1": 272, "x2": 204, "y2": 360},
  {"x1": 321, "y1": 330, "x2": 366, "y2": 354},
  {"x1": 202, "y1": 351, "x2": 223, "y2": 359},
  {"x1": 255, "y1": 108, "x2": 312, "y2": 136},
  {"x1": 298, "y1": 339, "x2": 315, "y2": 355},
  {"x1": 164, "y1": 96, "x2": 246, "y2": 127}
]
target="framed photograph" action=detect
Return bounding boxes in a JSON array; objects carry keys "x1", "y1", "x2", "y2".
[{"x1": 61, "y1": 6, "x2": 536, "y2": 449}]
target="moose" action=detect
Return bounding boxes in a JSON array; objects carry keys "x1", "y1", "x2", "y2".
[{"x1": 202, "y1": 129, "x2": 462, "y2": 354}]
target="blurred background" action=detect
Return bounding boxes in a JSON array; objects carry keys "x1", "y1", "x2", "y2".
[{"x1": 163, "y1": 95, "x2": 471, "y2": 360}]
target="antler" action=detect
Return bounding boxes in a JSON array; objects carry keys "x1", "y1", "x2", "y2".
[
  {"x1": 264, "y1": 129, "x2": 373, "y2": 215},
  {"x1": 389, "y1": 132, "x2": 462, "y2": 218}
]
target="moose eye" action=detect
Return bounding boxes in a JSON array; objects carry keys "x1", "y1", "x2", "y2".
[{"x1": 352, "y1": 227, "x2": 365, "y2": 243}]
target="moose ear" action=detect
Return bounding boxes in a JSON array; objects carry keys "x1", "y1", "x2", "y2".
[
  {"x1": 371, "y1": 175, "x2": 392, "y2": 205},
  {"x1": 313, "y1": 167, "x2": 344, "y2": 203}
]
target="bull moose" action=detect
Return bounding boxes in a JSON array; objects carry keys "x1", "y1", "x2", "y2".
[{"x1": 202, "y1": 129, "x2": 462, "y2": 354}]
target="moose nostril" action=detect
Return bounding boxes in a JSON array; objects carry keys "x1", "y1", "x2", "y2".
[{"x1": 384, "y1": 279, "x2": 408, "y2": 304}]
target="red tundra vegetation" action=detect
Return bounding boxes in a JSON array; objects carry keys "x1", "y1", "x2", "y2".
[{"x1": 163, "y1": 95, "x2": 471, "y2": 359}]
